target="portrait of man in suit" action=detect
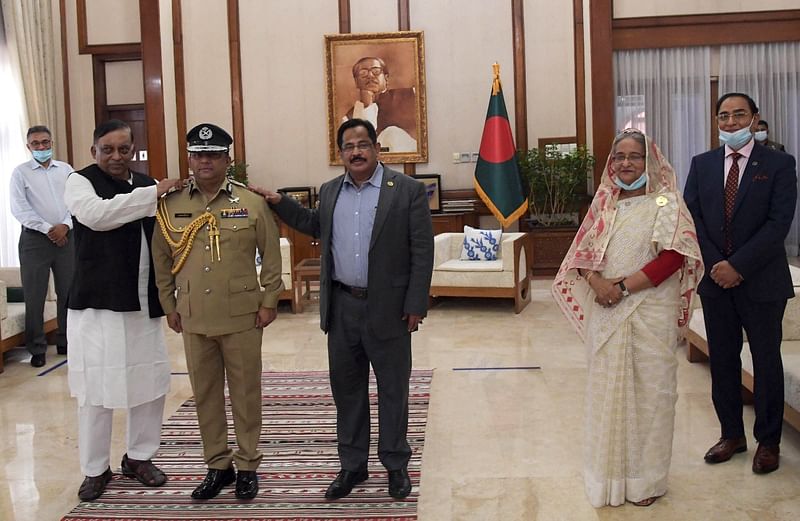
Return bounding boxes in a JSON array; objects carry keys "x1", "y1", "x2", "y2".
[
  {"x1": 255, "y1": 118, "x2": 434, "y2": 501},
  {"x1": 325, "y1": 32, "x2": 428, "y2": 164},
  {"x1": 684, "y1": 92, "x2": 798, "y2": 475}
]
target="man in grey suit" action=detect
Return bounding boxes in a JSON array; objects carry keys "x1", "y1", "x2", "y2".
[{"x1": 258, "y1": 118, "x2": 433, "y2": 500}]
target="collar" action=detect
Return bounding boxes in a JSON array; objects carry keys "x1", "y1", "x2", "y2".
[
  {"x1": 28, "y1": 158, "x2": 54, "y2": 171},
  {"x1": 343, "y1": 162, "x2": 384, "y2": 189},
  {"x1": 188, "y1": 177, "x2": 234, "y2": 198},
  {"x1": 725, "y1": 138, "x2": 755, "y2": 160}
]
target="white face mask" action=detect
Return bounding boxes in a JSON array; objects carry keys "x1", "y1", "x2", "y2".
[{"x1": 754, "y1": 130, "x2": 768, "y2": 142}]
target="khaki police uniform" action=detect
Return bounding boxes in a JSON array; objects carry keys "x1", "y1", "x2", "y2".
[{"x1": 152, "y1": 177, "x2": 283, "y2": 471}]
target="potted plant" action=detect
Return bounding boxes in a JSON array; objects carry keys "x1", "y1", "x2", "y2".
[
  {"x1": 518, "y1": 145, "x2": 595, "y2": 275},
  {"x1": 226, "y1": 161, "x2": 249, "y2": 185}
]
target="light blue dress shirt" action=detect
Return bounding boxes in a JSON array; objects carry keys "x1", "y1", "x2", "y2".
[
  {"x1": 9, "y1": 158, "x2": 74, "y2": 233},
  {"x1": 331, "y1": 163, "x2": 383, "y2": 287}
]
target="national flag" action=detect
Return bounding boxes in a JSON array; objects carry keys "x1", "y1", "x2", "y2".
[{"x1": 473, "y1": 63, "x2": 528, "y2": 228}]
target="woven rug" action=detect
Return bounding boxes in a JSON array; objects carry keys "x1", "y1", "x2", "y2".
[{"x1": 62, "y1": 370, "x2": 433, "y2": 521}]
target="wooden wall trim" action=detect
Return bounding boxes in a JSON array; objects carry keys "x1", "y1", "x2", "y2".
[
  {"x1": 398, "y1": 0, "x2": 410, "y2": 31},
  {"x1": 172, "y1": 0, "x2": 188, "y2": 178},
  {"x1": 76, "y1": 0, "x2": 141, "y2": 55},
  {"x1": 613, "y1": 10, "x2": 800, "y2": 49},
  {"x1": 338, "y1": 0, "x2": 351, "y2": 34},
  {"x1": 91, "y1": 55, "x2": 108, "y2": 125},
  {"x1": 227, "y1": 0, "x2": 246, "y2": 166},
  {"x1": 573, "y1": 0, "x2": 586, "y2": 147},
  {"x1": 139, "y1": 0, "x2": 167, "y2": 180},
  {"x1": 59, "y1": 0, "x2": 74, "y2": 166},
  {"x1": 511, "y1": 0, "x2": 527, "y2": 152},
  {"x1": 589, "y1": 0, "x2": 613, "y2": 187}
]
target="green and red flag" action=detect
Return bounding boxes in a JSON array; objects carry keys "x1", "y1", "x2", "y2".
[{"x1": 473, "y1": 63, "x2": 528, "y2": 228}]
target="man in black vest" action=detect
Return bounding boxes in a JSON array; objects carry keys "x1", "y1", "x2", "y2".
[{"x1": 64, "y1": 120, "x2": 184, "y2": 501}]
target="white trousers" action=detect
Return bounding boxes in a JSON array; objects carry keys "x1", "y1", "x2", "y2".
[{"x1": 78, "y1": 395, "x2": 166, "y2": 477}]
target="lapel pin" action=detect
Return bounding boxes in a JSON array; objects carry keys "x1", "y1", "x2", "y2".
[
  {"x1": 752, "y1": 161, "x2": 759, "y2": 167},
  {"x1": 228, "y1": 196, "x2": 240, "y2": 204},
  {"x1": 656, "y1": 195, "x2": 668, "y2": 207},
  {"x1": 387, "y1": 181, "x2": 394, "y2": 187}
]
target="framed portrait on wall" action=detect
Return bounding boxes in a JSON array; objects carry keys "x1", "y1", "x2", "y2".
[
  {"x1": 412, "y1": 174, "x2": 441, "y2": 213},
  {"x1": 324, "y1": 31, "x2": 428, "y2": 165},
  {"x1": 278, "y1": 186, "x2": 317, "y2": 209}
]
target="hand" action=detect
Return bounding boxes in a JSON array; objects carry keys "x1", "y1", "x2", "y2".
[
  {"x1": 403, "y1": 314, "x2": 424, "y2": 332},
  {"x1": 710, "y1": 261, "x2": 743, "y2": 289},
  {"x1": 589, "y1": 275, "x2": 624, "y2": 308},
  {"x1": 256, "y1": 306, "x2": 277, "y2": 328},
  {"x1": 156, "y1": 178, "x2": 187, "y2": 197},
  {"x1": 249, "y1": 185, "x2": 282, "y2": 205},
  {"x1": 166, "y1": 311, "x2": 183, "y2": 333},
  {"x1": 54, "y1": 236, "x2": 68, "y2": 248},
  {"x1": 47, "y1": 223, "x2": 69, "y2": 243}
]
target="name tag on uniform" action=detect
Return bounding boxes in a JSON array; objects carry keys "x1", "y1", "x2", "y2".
[
  {"x1": 174, "y1": 212, "x2": 192, "y2": 218},
  {"x1": 221, "y1": 208, "x2": 249, "y2": 218}
]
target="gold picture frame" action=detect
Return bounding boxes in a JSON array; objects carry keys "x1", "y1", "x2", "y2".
[{"x1": 325, "y1": 31, "x2": 428, "y2": 165}]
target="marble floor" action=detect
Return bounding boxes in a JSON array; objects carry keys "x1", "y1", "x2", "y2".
[{"x1": 1, "y1": 279, "x2": 800, "y2": 520}]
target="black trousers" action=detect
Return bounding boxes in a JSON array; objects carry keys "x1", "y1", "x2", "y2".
[
  {"x1": 18, "y1": 228, "x2": 74, "y2": 354},
  {"x1": 327, "y1": 286, "x2": 412, "y2": 471},
  {"x1": 701, "y1": 291, "x2": 786, "y2": 445}
]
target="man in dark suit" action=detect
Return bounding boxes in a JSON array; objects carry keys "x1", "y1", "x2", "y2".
[
  {"x1": 684, "y1": 92, "x2": 797, "y2": 474},
  {"x1": 259, "y1": 118, "x2": 433, "y2": 500}
]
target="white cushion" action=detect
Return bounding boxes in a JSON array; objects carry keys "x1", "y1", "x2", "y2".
[
  {"x1": 460, "y1": 225, "x2": 502, "y2": 261},
  {"x1": 436, "y1": 259, "x2": 504, "y2": 272},
  {"x1": 431, "y1": 269, "x2": 517, "y2": 288}
]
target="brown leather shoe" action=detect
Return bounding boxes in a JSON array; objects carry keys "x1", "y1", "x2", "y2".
[
  {"x1": 78, "y1": 468, "x2": 113, "y2": 501},
  {"x1": 704, "y1": 437, "x2": 747, "y2": 463},
  {"x1": 752, "y1": 444, "x2": 779, "y2": 474},
  {"x1": 121, "y1": 454, "x2": 167, "y2": 487}
]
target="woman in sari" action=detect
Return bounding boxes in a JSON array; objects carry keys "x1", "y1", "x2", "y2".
[{"x1": 552, "y1": 129, "x2": 704, "y2": 507}]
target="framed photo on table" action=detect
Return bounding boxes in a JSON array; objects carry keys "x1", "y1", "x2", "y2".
[
  {"x1": 324, "y1": 31, "x2": 428, "y2": 165},
  {"x1": 278, "y1": 186, "x2": 316, "y2": 209},
  {"x1": 412, "y1": 174, "x2": 441, "y2": 213}
]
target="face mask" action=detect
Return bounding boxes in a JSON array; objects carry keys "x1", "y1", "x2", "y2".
[
  {"x1": 754, "y1": 130, "x2": 768, "y2": 142},
  {"x1": 615, "y1": 173, "x2": 647, "y2": 191},
  {"x1": 32, "y1": 149, "x2": 53, "y2": 163},
  {"x1": 719, "y1": 117, "x2": 755, "y2": 150}
]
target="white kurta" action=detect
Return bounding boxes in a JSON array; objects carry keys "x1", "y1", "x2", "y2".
[
  {"x1": 583, "y1": 194, "x2": 681, "y2": 507},
  {"x1": 64, "y1": 174, "x2": 170, "y2": 409}
]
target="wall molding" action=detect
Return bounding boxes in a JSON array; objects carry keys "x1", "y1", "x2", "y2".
[
  {"x1": 227, "y1": 0, "x2": 246, "y2": 167},
  {"x1": 172, "y1": 0, "x2": 188, "y2": 178},
  {"x1": 76, "y1": 0, "x2": 140, "y2": 55},
  {"x1": 59, "y1": 0, "x2": 74, "y2": 166}
]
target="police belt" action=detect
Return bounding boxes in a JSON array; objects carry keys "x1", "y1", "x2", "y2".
[{"x1": 333, "y1": 280, "x2": 368, "y2": 299}]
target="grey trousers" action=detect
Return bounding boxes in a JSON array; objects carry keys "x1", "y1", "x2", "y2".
[{"x1": 18, "y1": 228, "x2": 74, "y2": 354}]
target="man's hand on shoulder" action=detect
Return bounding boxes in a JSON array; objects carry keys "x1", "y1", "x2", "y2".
[
  {"x1": 156, "y1": 178, "x2": 187, "y2": 197},
  {"x1": 249, "y1": 185, "x2": 282, "y2": 205}
]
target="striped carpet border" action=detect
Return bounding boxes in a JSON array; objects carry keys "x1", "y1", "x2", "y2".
[{"x1": 62, "y1": 370, "x2": 433, "y2": 520}]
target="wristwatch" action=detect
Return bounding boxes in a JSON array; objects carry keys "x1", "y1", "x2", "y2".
[{"x1": 617, "y1": 280, "x2": 630, "y2": 297}]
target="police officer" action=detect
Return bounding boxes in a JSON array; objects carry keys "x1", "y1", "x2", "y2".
[{"x1": 151, "y1": 123, "x2": 284, "y2": 500}]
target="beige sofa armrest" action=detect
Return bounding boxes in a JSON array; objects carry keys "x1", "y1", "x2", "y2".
[
  {"x1": 500, "y1": 233, "x2": 526, "y2": 272},
  {"x1": 433, "y1": 233, "x2": 458, "y2": 268},
  {"x1": 0, "y1": 267, "x2": 22, "y2": 287},
  {"x1": 0, "y1": 279, "x2": 7, "y2": 321}
]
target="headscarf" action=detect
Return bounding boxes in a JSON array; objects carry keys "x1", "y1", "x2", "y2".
[{"x1": 551, "y1": 129, "x2": 704, "y2": 341}]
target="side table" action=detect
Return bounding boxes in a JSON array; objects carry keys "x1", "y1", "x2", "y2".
[{"x1": 293, "y1": 257, "x2": 321, "y2": 313}]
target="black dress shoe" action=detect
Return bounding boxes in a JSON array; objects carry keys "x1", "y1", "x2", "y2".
[
  {"x1": 191, "y1": 467, "x2": 236, "y2": 500},
  {"x1": 57, "y1": 345, "x2": 68, "y2": 355},
  {"x1": 78, "y1": 468, "x2": 113, "y2": 501},
  {"x1": 235, "y1": 470, "x2": 259, "y2": 499},
  {"x1": 388, "y1": 467, "x2": 411, "y2": 499},
  {"x1": 31, "y1": 353, "x2": 46, "y2": 367},
  {"x1": 325, "y1": 469, "x2": 369, "y2": 500}
]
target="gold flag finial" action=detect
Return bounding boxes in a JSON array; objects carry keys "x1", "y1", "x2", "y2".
[{"x1": 492, "y1": 62, "x2": 501, "y2": 95}]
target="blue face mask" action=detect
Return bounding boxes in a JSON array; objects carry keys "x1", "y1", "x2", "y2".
[
  {"x1": 719, "y1": 117, "x2": 754, "y2": 150},
  {"x1": 615, "y1": 173, "x2": 647, "y2": 191},
  {"x1": 32, "y1": 149, "x2": 53, "y2": 163}
]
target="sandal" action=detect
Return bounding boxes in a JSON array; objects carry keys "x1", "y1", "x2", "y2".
[
  {"x1": 121, "y1": 454, "x2": 167, "y2": 487},
  {"x1": 78, "y1": 467, "x2": 113, "y2": 501},
  {"x1": 631, "y1": 495, "x2": 660, "y2": 507}
]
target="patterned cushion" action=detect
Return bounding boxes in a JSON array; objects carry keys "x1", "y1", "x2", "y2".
[{"x1": 460, "y1": 225, "x2": 502, "y2": 261}]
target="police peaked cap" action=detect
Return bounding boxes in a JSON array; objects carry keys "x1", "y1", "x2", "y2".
[{"x1": 186, "y1": 123, "x2": 233, "y2": 152}]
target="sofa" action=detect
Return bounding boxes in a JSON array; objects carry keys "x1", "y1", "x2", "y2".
[
  {"x1": 686, "y1": 265, "x2": 800, "y2": 432},
  {"x1": 429, "y1": 232, "x2": 533, "y2": 313},
  {"x1": 0, "y1": 267, "x2": 57, "y2": 373}
]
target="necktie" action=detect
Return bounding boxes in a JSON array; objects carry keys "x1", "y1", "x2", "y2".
[{"x1": 724, "y1": 152, "x2": 741, "y2": 255}]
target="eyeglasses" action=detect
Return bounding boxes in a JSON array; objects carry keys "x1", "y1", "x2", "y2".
[
  {"x1": 612, "y1": 153, "x2": 645, "y2": 164},
  {"x1": 29, "y1": 139, "x2": 52, "y2": 148},
  {"x1": 716, "y1": 111, "x2": 751, "y2": 123},
  {"x1": 356, "y1": 67, "x2": 384, "y2": 79},
  {"x1": 341, "y1": 141, "x2": 375, "y2": 153}
]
